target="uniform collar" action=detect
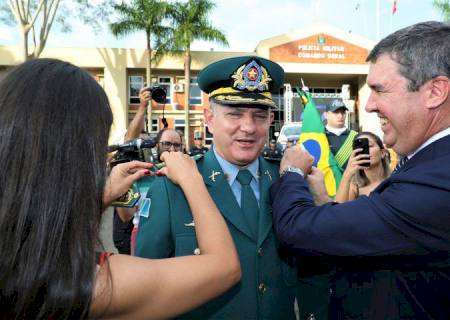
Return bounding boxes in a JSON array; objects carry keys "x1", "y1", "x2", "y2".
[
  {"x1": 213, "y1": 146, "x2": 259, "y2": 185},
  {"x1": 325, "y1": 126, "x2": 348, "y2": 136}
]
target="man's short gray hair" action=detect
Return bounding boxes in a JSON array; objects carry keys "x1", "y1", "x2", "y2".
[{"x1": 366, "y1": 21, "x2": 450, "y2": 91}]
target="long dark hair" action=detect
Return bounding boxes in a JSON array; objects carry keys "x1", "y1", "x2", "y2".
[{"x1": 0, "y1": 59, "x2": 113, "y2": 319}]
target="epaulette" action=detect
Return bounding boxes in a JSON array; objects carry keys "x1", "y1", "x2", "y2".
[
  {"x1": 263, "y1": 156, "x2": 281, "y2": 163},
  {"x1": 192, "y1": 154, "x2": 204, "y2": 162},
  {"x1": 154, "y1": 153, "x2": 204, "y2": 170}
]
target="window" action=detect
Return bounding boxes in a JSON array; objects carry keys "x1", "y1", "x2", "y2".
[
  {"x1": 174, "y1": 119, "x2": 185, "y2": 137},
  {"x1": 157, "y1": 76, "x2": 172, "y2": 105},
  {"x1": 189, "y1": 77, "x2": 202, "y2": 105},
  {"x1": 204, "y1": 124, "x2": 213, "y2": 146},
  {"x1": 151, "y1": 118, "x2": 159, "y2": 133},
  {"x1": 129, "y1": 76, "x2": 143, "y2": 104}
]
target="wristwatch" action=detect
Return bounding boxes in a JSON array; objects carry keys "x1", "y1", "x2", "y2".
[{"x1": 280, "y1": 165, "x2": 305, "y2": 178}]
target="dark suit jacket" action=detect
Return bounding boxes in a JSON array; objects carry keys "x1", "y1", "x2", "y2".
[
  {"x1": 270, "y1": 135, "x2": 450, "y2": 319},
  {"x1": 135, "y1": 150, "x2": 296, "y2": 319}
]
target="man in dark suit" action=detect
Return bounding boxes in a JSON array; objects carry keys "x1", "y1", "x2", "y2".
[
  {"x1": 135, "y1": 56, "x2": 297, "y2": 319},
  {"x1": 271, "y1": 21, "x2": 450, "y2": 319}
]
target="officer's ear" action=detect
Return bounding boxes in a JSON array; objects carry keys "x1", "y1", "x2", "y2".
[
  {"x1": 204, "y1": 108, "x2": 215, "y2": 134},
  {"x1": 269, "y1": 111, "x2": 274, "y2": 124}
]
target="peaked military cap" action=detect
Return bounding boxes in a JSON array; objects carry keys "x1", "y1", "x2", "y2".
[
  {"x1": 198, "y1": 56, "x2": 284, "y2": 109},
  {"x1": 326, "y1": 99, "x2": 348, "y2": 112}
]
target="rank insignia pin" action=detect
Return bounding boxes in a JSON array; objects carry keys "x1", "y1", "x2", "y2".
[
  {"x1": 264, "y1": 170, "x2": 272, "y2": 181},
  {"x1": 209, "y1": 170, "x2": 221, "y2": 182}
]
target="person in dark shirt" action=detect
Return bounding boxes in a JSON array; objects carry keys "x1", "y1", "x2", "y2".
[
  {"x1": 189, "y1": 137, "x2": 209, "y2": 156},
  {"x1": 262, "y1": 139, "x2": 283, "y2": 161},
  {"x1": 325, "y1": 99, "x2": 358, "y2": 171}
]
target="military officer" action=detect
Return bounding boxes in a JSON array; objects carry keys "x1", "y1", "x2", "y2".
[
  {"x1": 135, "y1": 56, "x2": 297, "y2": 319},
  {"x1": 188, "y1": 136, "x2": 209, "y2": 156},
  {"x1": 325, "y1": 99, "x2": 358, "y2": 171},
  {"x1": 262, "y1": 139, "x2": 283, "y2": 161}
]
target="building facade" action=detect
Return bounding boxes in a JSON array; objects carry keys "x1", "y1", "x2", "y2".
[{"x1": 0, "y1": 23, "x2": 382, "y2": 147}]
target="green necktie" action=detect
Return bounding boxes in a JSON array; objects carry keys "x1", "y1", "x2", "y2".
[{"x1": 236, "y1": 169, "x2": 259, "y2": 237}]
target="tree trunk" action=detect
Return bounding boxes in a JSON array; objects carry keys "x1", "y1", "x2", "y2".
[
  {"x1": 184, "y1": 51, "x2": 191, "y2": 149},
  {"x1": 146, "y1": 31, "x2": 152, "y2": 132},
  {"x1": 21, "y1": 26, "x2": 29, "y2": 61}
]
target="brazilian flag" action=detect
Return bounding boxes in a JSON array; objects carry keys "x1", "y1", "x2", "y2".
[{"x1": 297, "y1": 89, "x2": 342, "y2": 197}]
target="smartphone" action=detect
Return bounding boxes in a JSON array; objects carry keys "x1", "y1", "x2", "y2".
[{"x1": 352, "y1": 137, "x2": 370, "y2": 167}]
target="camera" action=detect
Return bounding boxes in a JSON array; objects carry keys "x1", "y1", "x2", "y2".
[
  {"x1": 143, "y1": 85, "x2": 167, "y2": 104},
  {"x1": 109, "y1": 138, "x2": 157, "y2": 168}
]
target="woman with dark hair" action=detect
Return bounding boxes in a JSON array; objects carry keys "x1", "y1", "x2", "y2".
[
  {"x1": 0, "y1": 58, "x2": 240, "y2": 319},
  {"x1": 335, "y1": 131, "x2": 391, "y2": 202}
]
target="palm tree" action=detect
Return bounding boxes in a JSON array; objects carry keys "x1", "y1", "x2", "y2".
[
  {"x1": 433, "y1": 0, "x2": 450, "y2": 22},
  {"x1": 169, "y1": 0, "x2": 228, "y2": 148},
  {"x1": 110, "y1": 0, "x2": 172, "y2": 128}
]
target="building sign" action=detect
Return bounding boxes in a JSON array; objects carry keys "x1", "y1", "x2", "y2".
[{"x1": 269, "y1": 33, "x2": 369, "y2": 65}]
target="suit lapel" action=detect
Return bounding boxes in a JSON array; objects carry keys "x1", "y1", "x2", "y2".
[
  {"x1": 201, "y1": 150, "x2": 254, "y2": 240},
  {"x1": 257, "y1": 158, "x2": 279, "y2": 247}
]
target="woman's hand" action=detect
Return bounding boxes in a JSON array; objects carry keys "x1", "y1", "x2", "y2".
[
  {"x1": 343, "y1": 149, "x2": 371, "y2": 178},
  {"x1": 103, "y1": 161, "x2": 153, "y2": 206},
  {"x1": 159, "y1": 152, "x2": 202, "y2": 186}
]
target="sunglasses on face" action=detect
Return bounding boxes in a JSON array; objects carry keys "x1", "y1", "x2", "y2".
[{"x1": 159, "y1": 141, "x2": 182, "y2": 150}]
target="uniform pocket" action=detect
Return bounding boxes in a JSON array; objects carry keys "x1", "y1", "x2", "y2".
[{"x1": 174, "y1": 234, "x2": 199, "y2": 257}]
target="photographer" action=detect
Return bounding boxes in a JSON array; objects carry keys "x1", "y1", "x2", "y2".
[{"x1": 112, "y1": 87, "x2": 158, "y2": 255}]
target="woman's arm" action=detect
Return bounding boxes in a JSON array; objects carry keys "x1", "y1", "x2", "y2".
[
  {"x1": 335, "y1": 149, "x2": 369, "y2": 203},
  {"x1": 91, "y1": 152, "x2": 241, "y2": 319}
]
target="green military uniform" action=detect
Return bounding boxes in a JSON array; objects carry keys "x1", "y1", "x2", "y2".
[
  {"x1": 135, "y1": 151, "x2": 296, "y2": 319},
  {"x1": 135, "y1": 56, "x2": 296, "y2": 319}
]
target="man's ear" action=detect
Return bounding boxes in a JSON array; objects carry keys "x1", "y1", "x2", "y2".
[
  {"x1": 203, "y1": 108, "x2": 215, "y2": 134},
  {"x1": 269, "y1": 111, "x2": 275, "y2": 124},
  {"x1": 424, "y1": 76, "x2": 450, "y2": 110}
]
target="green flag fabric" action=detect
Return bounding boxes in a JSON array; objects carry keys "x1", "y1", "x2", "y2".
[{"x1": 297, "y1": 88, "x2": 342, "y2": 197}]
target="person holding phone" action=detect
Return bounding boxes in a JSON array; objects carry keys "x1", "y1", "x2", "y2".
[{"x1": 335, "y1": 131, "x2": 391, "y2": 202}]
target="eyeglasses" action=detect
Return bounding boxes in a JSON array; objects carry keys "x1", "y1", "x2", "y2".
[{"x1": 159, "y1": 141, "x2": 182, "y2": 150}]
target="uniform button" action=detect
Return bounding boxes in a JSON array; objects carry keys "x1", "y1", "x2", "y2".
[
  {"x1": 194, "y1": 248, "x2": 201, "y2": 255},
  {"x1": 258, "y1": 283, "x2": 266, "y2": 293},
  {"x1": 257, "y1": 248, "x2": 263, "y2": 256}
]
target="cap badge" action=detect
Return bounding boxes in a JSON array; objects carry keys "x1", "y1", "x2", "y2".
[{"x1": 232, "y1": 60, "x2": 272, "y2": 92}]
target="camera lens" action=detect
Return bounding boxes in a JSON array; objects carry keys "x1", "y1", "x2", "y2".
[{"x1": 151, "y1": 86, "x2": 167, "y2": 104}]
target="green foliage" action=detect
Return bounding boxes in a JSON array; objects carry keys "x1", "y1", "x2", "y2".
[
  {"x1": 109, "y1": 0, "x2": 173, "y2": 59},
  {"x1": 1, "y1": 0, "x2": 115, "y2": 60},
  {"x1": 169, "y1": 0, "x2": 228, "y2": 52},
  {"x1": 433, "y1": 0, "x2": 450, "y2": 22}
]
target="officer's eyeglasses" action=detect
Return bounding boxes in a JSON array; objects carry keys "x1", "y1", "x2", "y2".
[{"x1": 159, "y1": 141, "x2": 182, "y2": 150}]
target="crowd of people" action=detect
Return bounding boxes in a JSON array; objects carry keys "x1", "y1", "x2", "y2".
[{"x1": 0, "y1": 20, "x2": 449, "y2": 320}]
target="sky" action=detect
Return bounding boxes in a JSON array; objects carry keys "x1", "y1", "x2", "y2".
[{"x1": 0, "y1": 0, "x2": 444, "y2": 52}]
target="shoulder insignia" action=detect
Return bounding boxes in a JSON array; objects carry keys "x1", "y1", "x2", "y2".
[
  {"x1": 184, "y1": 221, "x2": 195, "y2": 227},
  {"x1": 264, "y1": 170, "x2": 272, "y2": 181},
  {"x1": 209, "y1": 170, "x2": 221, "y2": 182},
  {"x1": 192, "y1": 154, "x2": 204, "y2": 162}
]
